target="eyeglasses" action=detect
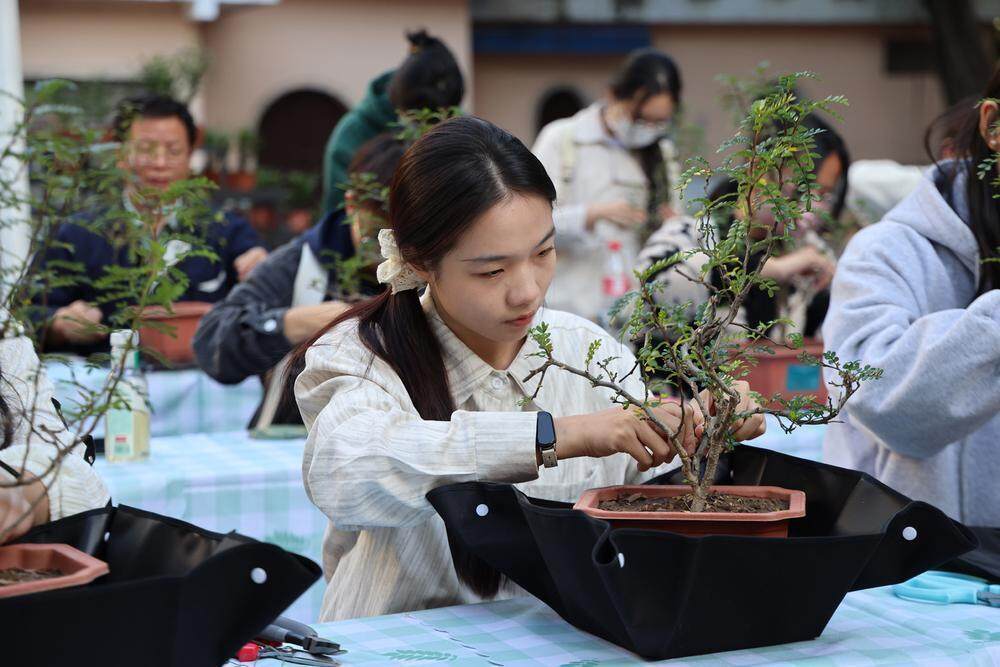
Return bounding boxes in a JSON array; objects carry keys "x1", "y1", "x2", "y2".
[{"x1": 128, "y1": 141, "x2": 189, "y2": 165}]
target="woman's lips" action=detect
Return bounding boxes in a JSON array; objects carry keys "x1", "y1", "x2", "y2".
[{"x1": 506, "y1": 312, "x2": 536, "y2": 327}]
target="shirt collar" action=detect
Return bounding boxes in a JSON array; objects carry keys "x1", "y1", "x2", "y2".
[
  {"x1": 123, "y1": 188, "x2": 179, "y2": 231},
  {"x1": 574, "y1": 102, "x2": 617, "y2": 146},
  {"x1": 420, "y1": 290, "x2": 547, "y2": 407}
]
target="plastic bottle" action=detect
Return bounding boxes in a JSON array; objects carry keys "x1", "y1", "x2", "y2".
[
  {"x1": 599, "y1": 240, "x2": 631, "y2": 326},
  {"x1": 105, "y1": 330, "x2": 150, "y2": 462}
]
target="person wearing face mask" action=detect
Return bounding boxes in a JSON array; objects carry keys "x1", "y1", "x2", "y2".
[{"x1": 532, "y1": 49, "x2": 684, "y2": 321}]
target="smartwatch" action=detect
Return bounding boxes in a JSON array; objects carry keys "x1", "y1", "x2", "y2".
[{"x1": 536, "y1": 411, "x2": 558, "y2": 468}]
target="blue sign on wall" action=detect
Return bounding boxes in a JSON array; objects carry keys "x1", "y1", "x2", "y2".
[{"x1": 473, "y1": 25, "x2": 652, "y2": 55}]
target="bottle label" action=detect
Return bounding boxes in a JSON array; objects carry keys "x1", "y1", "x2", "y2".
[
  {"x1": 602, "y1": 275, "x2": 630, "y2": 298},
  {"x1": 107, "y1": 409, "x2": 135, "y2": 460}
]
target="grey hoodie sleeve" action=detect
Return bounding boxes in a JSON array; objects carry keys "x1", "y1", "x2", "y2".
[
  {"x1": 193, "y1": 241, "x2": 303, "y2": 384},
  {"x1": 823, "y1": 222, "x2": 1000, "y2": 459}
]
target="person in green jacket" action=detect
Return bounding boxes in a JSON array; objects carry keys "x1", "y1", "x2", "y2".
[{"x1": 321, "y1": 30, "x2": 464, "y2": 215}]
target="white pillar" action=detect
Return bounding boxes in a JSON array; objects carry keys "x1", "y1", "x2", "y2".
[{"x1": 0, "y1": 0, "x2": 29, "y2": 305}]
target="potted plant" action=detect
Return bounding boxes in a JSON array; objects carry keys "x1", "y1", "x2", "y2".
[
  {"x1": 226, "y1": 128, "x2": 259, "y2": 191},
  {"x1": 525, "y1": 73, "x2": 881, "y2": 536},
  {"x1": 283, "y1": 170, "x2": 318, "y2": 235},
  {"x1": 201, "y1": 130, "x2": 229, "y2": 186}
]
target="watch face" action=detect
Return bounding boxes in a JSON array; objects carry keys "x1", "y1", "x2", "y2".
[{"x1": 537, "y1": 412, "x2": 557, "y2": 447}]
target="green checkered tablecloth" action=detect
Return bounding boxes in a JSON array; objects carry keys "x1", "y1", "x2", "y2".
[
  {"x1": 94, "y1": 429, "x2": 326, "y2": 622},
  {"x1": 45, "y1": 359, "x2": 262, "y2": 437},
  {"x1": 243, "y1": 588, "x2": 1000, "y2": 666}
]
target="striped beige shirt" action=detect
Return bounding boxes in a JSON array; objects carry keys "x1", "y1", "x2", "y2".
[{"x1": 296, "y1": 292, "x2": 674, "y2": 621}]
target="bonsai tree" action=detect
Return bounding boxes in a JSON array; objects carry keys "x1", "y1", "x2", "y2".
[
  {"x1": 523, "y1": 72, "x2": 882, "y2": 512},
  {"x1": 0, "y1": 80, "x2": 216, "y2": 540}
]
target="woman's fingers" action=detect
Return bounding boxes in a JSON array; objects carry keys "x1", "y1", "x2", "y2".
[
  {"x1": 621, "y1": 433, "x2": 655, "y2": 472},
  {"x1": 634, "y1": 419, "x2": 672, "y2": 467}
]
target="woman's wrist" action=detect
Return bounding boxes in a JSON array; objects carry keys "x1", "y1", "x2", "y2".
[{"x1": 553, "y1": 416, "x2": 582, "y2": 461}]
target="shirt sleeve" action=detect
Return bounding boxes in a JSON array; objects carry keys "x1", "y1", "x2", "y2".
[
  {"x1": 823, "y1": 224, "x2": 1000, "y2": 458},
  {"x1": 0, "y1": 336, "x2": 110, "y2": 520},
  {"x1": 533, "y1": 122, "x2": 589, "y2": 241},
  {"x1": 296, "y1": 327, "x2": 539, "y2": 531},
  {"x1": 193, "y1": 241, "x2": 303, "y2": 384}
]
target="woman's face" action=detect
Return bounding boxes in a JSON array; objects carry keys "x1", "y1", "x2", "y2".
[
  {"x1": 417, "y1": 194, "x2": 556, "y2": 351},
  {"x1": 745, "y1": 152, "x2": 844, "y2": 238}
]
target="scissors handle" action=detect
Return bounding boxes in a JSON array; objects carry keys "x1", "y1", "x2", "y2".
[{"x1": 894, "y1": 585, "x2": 980, "y2": 605}]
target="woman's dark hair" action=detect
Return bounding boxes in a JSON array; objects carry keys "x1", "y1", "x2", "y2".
[
  {"x1": 804, "y1": 115, "x2": 851, "y2": 219},
  {"x1": 112, "y1": 94, "x2": 198, "y2": 148},
  {"x1": 708, "y1": 111, "x2": 850, "y2": 219},
  {"x1": 289, "y1": 115, "x2": 555, "y2": 420},
  {"x1": 0, "y1": 390, "x2": 12, "y2": 451},
  {"x1": 387, "y1": 30, "x2": 465, "y2": 111},
  {"x1": 608, "y1": 48, "x2": 683, "y2": 216},
  {"x1": 927, "y1": 69, "x2": 1000, "y2": 294},
  {"x1": 347, "y1": 133, "x2": 408, "y2": 191},
  {"x1": 287, "y1": 117, "x2": 555, "y2": 597}
]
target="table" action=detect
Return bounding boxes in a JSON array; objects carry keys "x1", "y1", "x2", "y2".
[
  {"x1": 45, "y1": 359, "x2": 262, "y2": 437},
  {"x1": 94, "y1": 429, "x2": 326, "y2": 622},
  {"x1": 244, "y1": 587, "x2": 1000, "y2": 666},
  {"x1": 96, "y1": 418, "x2": 826, "y2": 625}
]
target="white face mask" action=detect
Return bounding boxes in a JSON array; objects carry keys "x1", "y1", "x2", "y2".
[{"x1": 608, "y1": 115, "x2": 669, "y2": 149}]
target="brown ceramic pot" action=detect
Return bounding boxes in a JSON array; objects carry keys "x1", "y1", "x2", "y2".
[
  {"x1": 574, "y1": 485, "x2": 806, "y2": 537},
  {"x1": 139, "y1": 301, "x2": 213, "y2": 366},
  {"x1": 739, "y1": 338, "x2": 828, "y2": 407},
  {"x1": 0, "y1": 543, "x2": 108, "y2": 599}
]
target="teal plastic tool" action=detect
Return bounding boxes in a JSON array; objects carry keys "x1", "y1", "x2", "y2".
[{"x1": 893, "y1": 571, "x2": 1000, "y2": 607}]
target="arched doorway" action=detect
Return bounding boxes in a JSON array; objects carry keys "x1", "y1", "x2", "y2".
[
  {"x1": 257, "y1": 88, "x2": 347, "y2": 173},
  {"x1": 536, "y1": 87, "x2": 586, "y2": 135}
]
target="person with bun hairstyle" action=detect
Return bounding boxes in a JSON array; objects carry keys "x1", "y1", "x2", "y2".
[
  {"x1": 320, "y1": 30, "x2": 464, "y2": 215},
  {"x1": 293, "y1": 117, "x2": 765, "y2": 621}
]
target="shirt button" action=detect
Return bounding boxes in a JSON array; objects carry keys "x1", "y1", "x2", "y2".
[
  {"x1": 263, "y1": 319, "x2": 278, "y2": 333},
  {"x1": 490, "y1": 376, "x2": 505, "y2": 390}
]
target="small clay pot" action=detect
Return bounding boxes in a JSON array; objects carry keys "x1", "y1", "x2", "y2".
[
  {"x1": 225, "y1": 171, "x2": 257, "y2": 192},
  {"x1": 574, "y1": 485, "x2": 806, "y2": 538},
  {"x1": 139, "y1": 301, "x2": 213, "y2": 366},
  {"x1": 0, "y1": 543, "x2": 108, "y2": 598},
  {"x1": 740, "y1": 338, "x2": 828, "y2": 408}
]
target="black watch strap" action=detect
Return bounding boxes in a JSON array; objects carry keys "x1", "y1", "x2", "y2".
[{"x1": 536, "y1": 411, "x2": 558, "y2": 468}]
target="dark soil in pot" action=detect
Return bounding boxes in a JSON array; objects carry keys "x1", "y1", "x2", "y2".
[{"x1": 598, "y1": 491, "x2": 789, "y2": 514}]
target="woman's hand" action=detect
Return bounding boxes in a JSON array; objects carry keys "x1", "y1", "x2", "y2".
[
  {"x1": 761, "y1": 246, "x2": 836, "y2": 291},
  {"x1": 693, "y1": 380, "x2": 767, "y2": 442},
  {"x1": 585, "y1": 200, "x2": 646, "y2": 231},
  {"x1": 554, "y1": 401, "x2": 702, "y2": 472},
  {"x1": 0, "y1": 476, "x2": 49, "y2": 544}
]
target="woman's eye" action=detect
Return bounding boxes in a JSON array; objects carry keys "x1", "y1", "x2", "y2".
[
  {"x1": 537, "y1": 246, "x2": 555, "y2": 257},
  {"x1": 479, "y1": 269, "x2": 504, "y2": 278}
]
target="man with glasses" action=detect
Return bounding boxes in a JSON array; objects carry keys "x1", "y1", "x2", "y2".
[{"x1": 35, "y1": 95, "x2": 267, "y2": 351}]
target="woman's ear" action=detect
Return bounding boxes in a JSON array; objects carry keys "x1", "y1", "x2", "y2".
[{"x1": 979, "y1": 100, "x2": 1000, "y2": 150}]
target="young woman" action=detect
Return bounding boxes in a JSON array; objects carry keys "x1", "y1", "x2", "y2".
[
  {"x1": 822, "y1": 70, "x2": 1000, "y2": 525},
  {"x1": 320, "y1": 30, "x2": 464, "y2": 215},
  {"x1": 294, "y1": 117, "x2": 765, "y2": 621},
  {"x1": 532, "y1": 49, "x2": 683, "y2": 321}
]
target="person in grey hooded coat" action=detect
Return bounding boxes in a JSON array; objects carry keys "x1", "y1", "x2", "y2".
[{"x1": 822, "y1": 72, "x2": 1000, "y2": 526}]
